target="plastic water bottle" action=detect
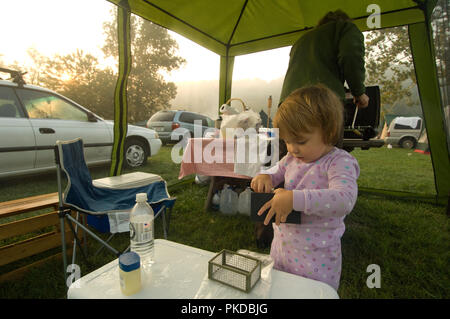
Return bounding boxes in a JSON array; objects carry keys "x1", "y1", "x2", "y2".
[
  {"x1": 130, "y1": 193, "x2": 154, "y2": 267},
  {"x1": 238, "y1": 187, "x2": 252, "y2": 216},
  {"x1": 219, "y1": 184, "x2": 238, "y2": 215}
]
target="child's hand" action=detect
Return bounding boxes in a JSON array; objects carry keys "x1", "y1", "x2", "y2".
[
  {"x1": 251, "y1": 174, "x2": 273, "y2": 193},
  {"x1": 257, "y1": 188, "x2": 293, "y2": 226}
]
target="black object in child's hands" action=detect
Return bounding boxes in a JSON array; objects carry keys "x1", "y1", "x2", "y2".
[{"x1": 250, "y1": 192, "x2": 302, "y2": 224}]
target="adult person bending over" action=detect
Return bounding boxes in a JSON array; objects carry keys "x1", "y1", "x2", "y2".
[
  {"x1": 280, "y1": 9, "x2": 369, "y2": 108},
  {"x1": 279, "y1": 10, "x2": 369, "y2": 148}
]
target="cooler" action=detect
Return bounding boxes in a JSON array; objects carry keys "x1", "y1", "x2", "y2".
[
  {"x1": 93, "y1": 172, "x2": 163, "y2": 189},
  {"x1": 89, "y1": 172, "x2": 164, "y2": 233}
]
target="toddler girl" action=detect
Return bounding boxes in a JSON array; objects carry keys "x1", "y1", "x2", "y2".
[{"x1": 251, "y1": 84, "x2": 359, "y2": 290}]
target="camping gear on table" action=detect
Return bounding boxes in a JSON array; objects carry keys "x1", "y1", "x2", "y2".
[
  {"x1": 130, "y1": 193, "x2": 155, "y2": 267},
  {"x1": 219, "y1": 98, "x2": 262, "y2": 139},
  {"x1": 208, "y1": 249, "x2": 262, "y2": 293},
  {"x1": 119, "y1": 251, "x2": 142, "y2": 296}
]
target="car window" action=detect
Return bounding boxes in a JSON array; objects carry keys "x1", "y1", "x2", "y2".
[
  {"x1": 179, "y1": 112, "x2": 208, "y2": 125},
  {"x1": 150, "y1": 111, "x2": 175, "y2": 122},
  {"x1": 0, "y1": 86, "x2": 24, "y2": 118},
  {"x1": 16, "y1": 89, "x2": 88, "y2": 121},
  {"x1": 178, "y1": 112, "x2": 196, "y2": 124},
  {"x1": 201, "y1": 117, "x2": 209, "y2": 127},
  {"x1": 199, "y1": 115, "x2": 213, "y2": 127}
]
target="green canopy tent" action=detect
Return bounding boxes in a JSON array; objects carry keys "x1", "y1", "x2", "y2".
[{"x1": 107, "y1": 0, "x2": 449, "y2": 205}]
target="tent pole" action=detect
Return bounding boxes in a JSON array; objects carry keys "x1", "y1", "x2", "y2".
[
  {"x1": 409, "y1": 21, "x2": 450, "y2": 205},
  {"x1": 218, "y1": 52, "x2": 235, "y2": 115},
  {"x1": 110, "y1": 0, "x2": 131, "y2": 177}
]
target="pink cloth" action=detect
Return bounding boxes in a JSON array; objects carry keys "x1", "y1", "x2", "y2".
[
  {"x1": 258, "y1": 147, "x2": 360, "y2": 291},
  {"x1": 178, "y1": 138, "x2": 251, "y2": 179}
]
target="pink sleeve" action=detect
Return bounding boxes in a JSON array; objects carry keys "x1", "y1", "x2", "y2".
[
  {"x1": 292, "y1": 154, "x2": 360, "y2": 217},
  {"x1": 257, "y1": 155, "x2": 288, "y2": 188}
]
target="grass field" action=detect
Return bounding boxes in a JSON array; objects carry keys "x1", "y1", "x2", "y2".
[
  {"x1": 352, "y1": 147, "x2": 437, "y2": 195},
  {"x1": 0, "y1": 145, "x2": 448, "y2": 299}
]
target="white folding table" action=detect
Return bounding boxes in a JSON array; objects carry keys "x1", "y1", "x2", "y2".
[{"x1": 67, "y1": 239, "x2": 339, "y2": 299}]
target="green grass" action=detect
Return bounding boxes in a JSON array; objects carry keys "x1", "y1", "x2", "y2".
[
  {"x1": 351, "y1": 146, "x2": 436, "y2": 195},
  {"x1": 0, "y1": 145, "x2": 448, "y2": 298},
  {"x1": 340, "y1": 194, "x2": 449, "y2": 298}
]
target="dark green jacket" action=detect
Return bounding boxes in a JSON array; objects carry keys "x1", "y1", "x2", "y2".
[{"x1": 279, "y1": 20, "x2": 366, "y2": 103}]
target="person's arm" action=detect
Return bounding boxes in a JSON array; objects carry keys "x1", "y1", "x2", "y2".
[
  {"x1": 292, "y1": 154, "x2": 360, "y2": 217},
  {"x1": 337, "y1": 22, "x2": 366, "y2": 99},
  {"x1": 258, "y1": 154, "x2": 289, "y2": 188},
  {"x1": 354, "y1": 93, "x2": 369, "y2": 108}
]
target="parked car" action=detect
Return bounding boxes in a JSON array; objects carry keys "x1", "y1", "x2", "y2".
[
  {"x1": 146, "y1": 110, "x2": 214, "y2": 144},
  {"x1": 384, "y1": 116, "x2": 423, "y2": 149},
  {"x1": 0, "y1": 71, "x2": 161, "y2": 178}
]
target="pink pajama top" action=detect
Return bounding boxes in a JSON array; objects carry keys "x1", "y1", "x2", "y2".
[{"x1": 259, "y1": 147, "x2": 359, "y2": 290}]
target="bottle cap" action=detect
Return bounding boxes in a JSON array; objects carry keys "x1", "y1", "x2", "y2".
[
  {"x1": 119, "y1": 251, "x2": 140, "y2": 272},
  {"x1": 136, "y1": 193, "x2": 148, "y2": 202}
]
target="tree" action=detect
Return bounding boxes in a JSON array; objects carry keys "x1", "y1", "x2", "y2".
[
  {"x1": 431, "y1": 0, "x2": 450, "y2": 106},
  {"x1": 102, "y1": 12, "x2": 185, "y2": 122},
  {"x1": 364, "y1": 26, "x2": 418, "y2": 117},
  {"x1": 2, "y1": 12, "x2": 185, "y2": 123},
  {"x1": 23, "y1": 48, "x2": 48, "y2": 86},
  {"x1": 26, "y1": 49, "x2": 117, "y2": 119}
]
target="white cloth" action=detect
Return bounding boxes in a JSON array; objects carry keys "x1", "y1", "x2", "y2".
[
  {"x1": 394, "y1": 116, "x2": 421, "y2": 129},
  {"x1": 233, "y1": 135, "x2": 266, "y2": 177}
]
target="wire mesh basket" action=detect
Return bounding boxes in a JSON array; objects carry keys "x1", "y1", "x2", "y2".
[{"x1": 208, "y1": 249, "x2": 262, "y2": 293}]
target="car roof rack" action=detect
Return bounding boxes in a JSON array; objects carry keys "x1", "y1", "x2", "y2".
[{"x1": 0, "y1": 67, "x2": 27, "y2": 86}]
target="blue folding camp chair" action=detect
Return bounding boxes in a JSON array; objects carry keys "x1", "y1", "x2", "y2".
[{"x1": 54, "y1": 138, "x2": 176, "y2": 283}]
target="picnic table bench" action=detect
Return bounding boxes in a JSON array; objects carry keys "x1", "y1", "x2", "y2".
[
  {"x1": 0, "y1": 192, "x2": 59, "y2": 219},
  {"x1": 0, "y1": 192, "x2": 80, "y2": 283}
]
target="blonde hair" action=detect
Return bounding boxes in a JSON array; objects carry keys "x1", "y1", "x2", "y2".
[{"x1": 273, "y1": 84, "x2": 343, "y2": 145}]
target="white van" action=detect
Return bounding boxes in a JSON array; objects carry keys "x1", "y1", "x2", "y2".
[{"x1": 385, "y1": 116, "x2": 423, "y2": 149}]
